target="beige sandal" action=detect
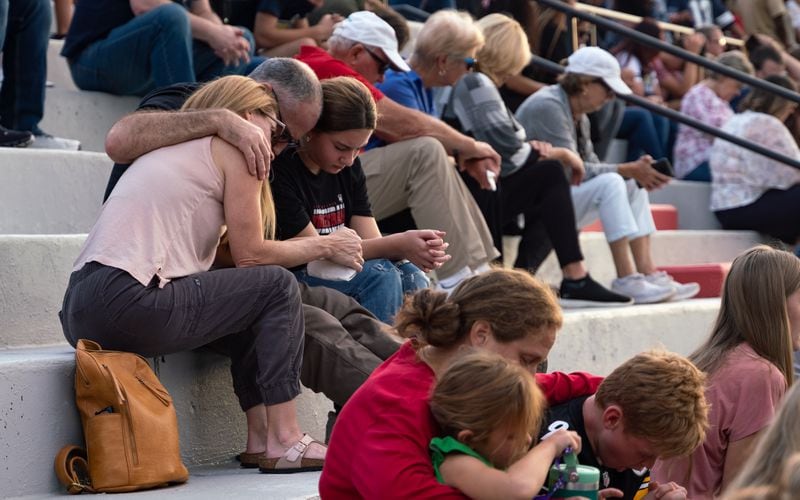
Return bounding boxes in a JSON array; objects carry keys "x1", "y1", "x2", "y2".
[{"x1": 258, "y1": 434, "x2": 326, "y2": 474}]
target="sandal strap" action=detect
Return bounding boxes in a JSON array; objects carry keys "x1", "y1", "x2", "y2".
[{"x1": 276, "y1": 434, "x2": 324, "y2": 468}]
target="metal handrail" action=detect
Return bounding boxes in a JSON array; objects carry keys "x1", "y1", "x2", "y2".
[
  {"x1": 530, "y1": 55, "x2": 800, "y2": 170},
  {"x1": 574, "y1": 2, "x2": 745, "y2": 47},
  {"x1": 535, "y1": 0, "x2": 800, "y2": 104}
]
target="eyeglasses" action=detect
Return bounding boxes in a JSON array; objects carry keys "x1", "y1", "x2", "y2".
[
  {"x1": 268, "y1": 90, "x2": 299, "y2": 148},
  {"x1": 464, "y1": 57, "x2": 478, "y2": 71},
  {"x1": 364, "y1": 46, "x2": 390, "y2": 75}
]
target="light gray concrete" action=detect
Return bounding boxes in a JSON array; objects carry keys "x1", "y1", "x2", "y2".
[
  {"x1": 649, "y1": 180, "x2": 721, "y2": 230},
  {"x1": 46, "y1": 39, "x2": 77, "y2": 92},
  {"x1": 0, "y1": 345, "x2": 331, "y2": 498},
  {"x1": 0, "y1": 149, "x2": 110, "y2": 234},
  {"x1": 506, "y1": 230, "x2": 765, "y2": 287},
  {"x1": 549, "y1": 298, "x2": 718, "y2": 375},
  {"x1": 0, "y1": 235, "x2": 85, "y2": 347},
  {"x1": 40, "y1": 86, "x2": 138, "y2": 153},
  {"x1": 12, "y1": 464, "x2": 321, "y2": 499}
]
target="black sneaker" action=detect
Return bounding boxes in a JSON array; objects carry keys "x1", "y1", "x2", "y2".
[
  {"x1": 559, "y1": 274, "x2": 634, "y2": 308},
  {"x1": 0, "y1": 125, "x2": 33, "y2": 148}
]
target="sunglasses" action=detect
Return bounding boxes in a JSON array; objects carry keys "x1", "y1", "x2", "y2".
[
  {"x1": 268, "y1": 90, "x2": 299, "y2": 148},
  {"x1": 364, "y1": 46, "x2": 390, "y2": 75}
]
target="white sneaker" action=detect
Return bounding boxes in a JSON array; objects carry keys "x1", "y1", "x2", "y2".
[
  {"x1": 30, "y1": 133, "x2": 81, "y2": 150},
  {"x1": 646, "y1": 271, "x2": 701, "y2": 301},
  {"x1": 611, "y1": 273, "x2": 675, "y2": 304}
]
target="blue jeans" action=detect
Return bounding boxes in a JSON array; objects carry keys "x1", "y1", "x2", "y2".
[
  {"x1": 617, "y1": 107, "x2": 670, "y2": 161},
  {"x1": 0, "y1": 0, "x2": 50, "y2": 132},
  {"x1": 68, "y1": 4, "x2": 254, "y2": 96},
  {"x1": 683, "y1": 161, "x2": 711, "y2": 182},
  {"x1": 295, "y1": 259, "x2": 429, "y2": 324}
]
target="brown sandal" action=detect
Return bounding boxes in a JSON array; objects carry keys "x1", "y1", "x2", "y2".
[
  {"x1": 235, "y1": 451, "x2": 263, "y2": 469},
  {"x1": 258, "y1": 434, "x2": 326, "y2": 474}
]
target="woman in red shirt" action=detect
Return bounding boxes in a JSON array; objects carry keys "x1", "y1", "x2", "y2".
[{"x1": 319, "y1": 268, "x2": 602, "y2": 499}]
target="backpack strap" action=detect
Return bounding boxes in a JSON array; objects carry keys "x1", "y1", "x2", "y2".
[{"x1": 54, "y1": 445, "x2": 95, "y2": 494}]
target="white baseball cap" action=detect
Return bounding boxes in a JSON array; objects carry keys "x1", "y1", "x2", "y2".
[
  {"x1": 565, "y1": 46, "x2": 631, "y2": 95},
  {"x1": 333, "y1": 11, "x2": 410, "y2": 72}
]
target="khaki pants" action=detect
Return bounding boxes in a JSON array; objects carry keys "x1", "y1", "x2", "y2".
[{"x1": 360, "y1": 137, "x2": 499, "y2": 279}]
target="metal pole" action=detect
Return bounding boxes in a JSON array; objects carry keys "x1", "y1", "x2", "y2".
[
  {"x1": 529, "y1": 55, "x2": 800, "y2": 170},
  {"x1": 535, "y1": 0, "x2": 800, "y2": 104}
]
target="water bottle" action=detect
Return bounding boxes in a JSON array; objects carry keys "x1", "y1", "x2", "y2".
[{"x1": 547, "y1": 449, "x2": 600, "y2": 499}]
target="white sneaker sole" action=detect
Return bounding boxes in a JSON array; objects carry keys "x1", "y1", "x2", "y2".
[
  {"x1": 632, "y1": 288, "x2": 677, "y2": 305},
  {"x1": 668, "y1": 283, "x2": 701, "y2": 302}
]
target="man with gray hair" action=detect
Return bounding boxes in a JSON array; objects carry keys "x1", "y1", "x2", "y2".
[{"x1": 100, "y1": 57, "x2": 402, "y2": 449}]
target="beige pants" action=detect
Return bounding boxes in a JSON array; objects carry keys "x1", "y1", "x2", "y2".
[{"x1": 360, "y1": 137, "x2": 499, "y2": 279}]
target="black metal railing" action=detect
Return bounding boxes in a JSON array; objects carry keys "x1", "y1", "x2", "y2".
[{"x1": 536, "y1": 0, "x2": 800, "y2": 104}]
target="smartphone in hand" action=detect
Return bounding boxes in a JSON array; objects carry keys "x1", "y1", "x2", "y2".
[
  {"x1": 651, "y1": 158, "x2": 675, "y2": 177},
  {"x1": 636, "y1": 158, "x2": 674, "y2": 188}
]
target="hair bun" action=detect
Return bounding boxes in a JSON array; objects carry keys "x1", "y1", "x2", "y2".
[{"x1": 395, "y1": 289, "x2": 462, "y2": 348}]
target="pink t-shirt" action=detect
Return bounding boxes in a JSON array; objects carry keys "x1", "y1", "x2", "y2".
[
  {"x1": 673, "y1": 83, "x2": 733, "y2": 179},
  {"x1": 651, "y1": 343, "x2": 786, "y2": 498}
]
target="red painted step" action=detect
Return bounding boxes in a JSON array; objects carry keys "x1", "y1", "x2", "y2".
[
  {"x1": 583, "y1": 204, "x2": 679, "y2": 232},
  {"x1": 658, "y1": 263, "x2": 732, "y2": 298}
]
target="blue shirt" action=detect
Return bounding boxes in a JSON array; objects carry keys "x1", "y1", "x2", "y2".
[{"x1": 369, "y1": 69, "x2": 435, "y2": 150}]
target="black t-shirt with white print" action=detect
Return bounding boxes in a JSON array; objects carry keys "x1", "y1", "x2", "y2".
[
  {"x1": 271, "y1": 147, "x2": 372, "y2": 241},
  {"x1": 539, "y1": 396, "x2": 651, "y2": 500}
]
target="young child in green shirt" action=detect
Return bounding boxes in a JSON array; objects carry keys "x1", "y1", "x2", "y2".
[{"x1": 429, "y1": 351, "x2": 581, "y2": 499}]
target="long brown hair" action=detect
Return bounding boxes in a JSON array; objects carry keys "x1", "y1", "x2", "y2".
[
  {"x1": 315, "y1": 77, "x2": 377, "y2": 133},
  {"x1": 430, "y1": 351, "x2": 545, "y2": 464},
  {"x1": 182, "y1": 75, "x2": 278, "y2": 239},
  {"x1": 690, "y1": 245, "x2": 799, "y2": 386}
]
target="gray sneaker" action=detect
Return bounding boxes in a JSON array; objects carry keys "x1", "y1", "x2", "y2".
[
  {"x1": 30, "y1": 133, "x2": 81, "y2": 150},
  {"x1": 646, "y1": 271, "x2": 701, "y2": 301},
  {"x1": 612, "y1": 273, "x2": 675, "y2": 304}
]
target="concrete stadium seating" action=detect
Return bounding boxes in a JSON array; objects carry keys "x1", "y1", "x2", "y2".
[{"x1": 0, "y1": 33, "x2": 776, "y2": 498}]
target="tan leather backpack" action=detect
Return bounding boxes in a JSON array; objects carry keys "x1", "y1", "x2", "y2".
[{"x1": 55, "y1": 339, "x2": 189, "y2": 493}]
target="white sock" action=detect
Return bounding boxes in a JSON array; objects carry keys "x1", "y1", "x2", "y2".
[{"x1": 437, "y1": 266, "x2": 473, "y2": 290}]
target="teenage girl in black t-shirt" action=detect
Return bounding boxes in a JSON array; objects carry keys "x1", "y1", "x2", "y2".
[{"x1": 271, "y1": 77, "x2": 451, "y2": 323}]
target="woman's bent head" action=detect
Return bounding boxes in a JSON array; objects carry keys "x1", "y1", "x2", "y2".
[
  {"x1": 182, "y1": 75, "x2": 278, "y2": 239},
  {"x1": 430, "y1": 351, "x2": 545, "y2": 468},
  {"x1": 395, "y1": 268, "x2": 562, "y2": 371},
  {"x1": 182, "y1": 74, "x2": 277, "y2": 118},
  {"x1": 301, "y1": 77, "x2": 377, "y2": 175},
  {"x1": 691, "y1": 245, "x2": 800, "y2": 385},
  {"x1": 476, "y1": 13, "x2": 530, "y2": 85},
  {"x1": 410, "y1": 10, "x2": 484, "y2": 87}
]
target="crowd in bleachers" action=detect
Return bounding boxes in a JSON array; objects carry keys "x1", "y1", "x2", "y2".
[{"x1": 6, "y1": 0, "x2": 800, "y2": 497}]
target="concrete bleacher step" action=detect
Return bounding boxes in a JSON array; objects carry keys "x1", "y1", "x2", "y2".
[
  {"x1": 506, "y1": 230, "x2": 766, "y2": 287},
  {"x1": 1, "y1": 298, "x2": 718, "y2": 498},
  {"x1": 649, "y1": 180, "x2": 721, "y2": 230},
  {"x1": 45, "y1": 39, "x2": 139, "y2": 153},
  {"x1": 0, "y1": 344, "x2": 332, "y2": 498},
  {"x1": 0, "y1": 149, "x2": 110, "y2": 234}
]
